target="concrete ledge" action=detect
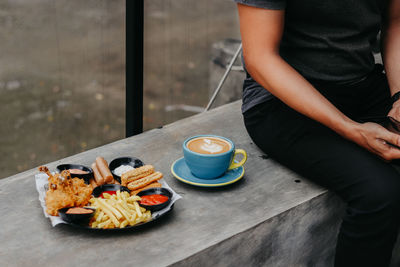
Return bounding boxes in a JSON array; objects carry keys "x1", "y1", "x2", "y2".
[
  {"x1": 1, "y1": 100, "x2": 399, "y2": 266},
  {"x1": 172, "y1": 193, "x2": 345, "y2": 267}
]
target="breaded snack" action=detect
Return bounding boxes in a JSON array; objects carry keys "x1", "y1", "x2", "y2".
[
  {"x1": 127, "y1": 172, "x2": 163, "y2": 191},
  {"x1": 71, "y1": 178, "x2": 93, "y2": 207},
  {"x1": 130, "y1": 182, "x2": 162, "y2": 196},
  {"x1": 121, "y1": 165, "x2": 154, "y2": 186},
  {"x1": 39, "y1": 166, "x2": 92, "y2": 216}
]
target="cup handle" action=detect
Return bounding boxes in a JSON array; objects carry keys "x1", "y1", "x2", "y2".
[{"x1": 228, "y1": 149, "x2": 247, "y2": 170}]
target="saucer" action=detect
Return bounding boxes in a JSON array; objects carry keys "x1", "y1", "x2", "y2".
[{"x1": 171, "y1": 157, "x2": 245, "y2": 187}]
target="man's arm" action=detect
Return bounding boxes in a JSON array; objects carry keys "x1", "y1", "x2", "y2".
[
  {"x1": 384, "y1": 0, "x2": 400, "y2": 124},
  {"x1": 237, "y1": 3, "x2": 400, "y2": 160},
  {"x1": 382, "y1": 0, "x2": 400, "y2": 96}
]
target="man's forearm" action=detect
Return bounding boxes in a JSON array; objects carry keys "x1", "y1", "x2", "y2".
[
  {"x1": 245, "y1": 53, "x2": 359, "y2": 139},
  {"x1": 382, "y1": 12, "x2": 400, "y2": 96}
]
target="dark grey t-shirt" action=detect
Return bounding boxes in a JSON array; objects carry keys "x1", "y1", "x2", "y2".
[{"x1": 235, "y1": 0, "x2": 387, "y2": 113}]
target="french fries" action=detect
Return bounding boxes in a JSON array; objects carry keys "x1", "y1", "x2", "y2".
[{"x1": 89, "y1": 190, "x2": 151, "y2": 229}]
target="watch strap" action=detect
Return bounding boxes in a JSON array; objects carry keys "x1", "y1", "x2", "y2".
[{"x1": 392, "y1": 91, "x2": 400, "y2": 104}]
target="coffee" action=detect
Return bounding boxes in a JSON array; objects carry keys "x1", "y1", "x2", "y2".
[
  {"x1": 183, "y1": 135, "x2": 247, "y2": 179},
  {"x1": 187, "y1": 137, "x2": 231, "y2": 154}
]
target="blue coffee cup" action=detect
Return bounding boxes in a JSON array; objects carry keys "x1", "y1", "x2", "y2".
[{"x1": 183, "y1": 135, "x2": 247, "y2": 179}]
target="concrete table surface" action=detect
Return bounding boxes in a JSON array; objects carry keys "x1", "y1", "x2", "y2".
[{"x1": 0, "y1": 101, "x2": 327, "y2": 267}]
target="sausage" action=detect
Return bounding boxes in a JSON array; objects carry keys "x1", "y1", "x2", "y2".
[
  {"x1": 96, "y1": 157, "x2": 113, "y2": 183},
  {"x1": 91, "y1": 162, "x2": 104, "y2": 185}
]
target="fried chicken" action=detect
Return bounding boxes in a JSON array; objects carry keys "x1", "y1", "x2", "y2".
[
  {"x1": 39, "y1": 166, "x2": 93, "y2": 216},
  {"x1": 71, "y1": 177, "x2": 92, "y2": 207}
]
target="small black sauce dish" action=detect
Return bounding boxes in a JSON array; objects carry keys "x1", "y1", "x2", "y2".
[
  {"x1": 58, "y1": 207, "x2": 96, "y2": 225},
  {"x1": 109, "y1": 157, "x2": 144, "y2": 183},
  {"x1": 56, "y1": 164, "x2": 93, "y2": 184},
  {"x1": 92, "y1": 184, "x2": 131, "y2": 198},
  {"x1": 137, "y1": 188, "x2": 172, "y2": 212}
]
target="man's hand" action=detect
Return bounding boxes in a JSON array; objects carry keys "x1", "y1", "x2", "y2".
[
  {"x1": 388, "y1": 99, "x2": 400, "y2": 122},
  {"x1": 351, "y1": 122, "x2": 400, "y2": 161}
]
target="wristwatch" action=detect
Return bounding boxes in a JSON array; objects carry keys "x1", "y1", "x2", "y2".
[{"x1": 392, "y1": 91, "x2": 400, "y2": 104}]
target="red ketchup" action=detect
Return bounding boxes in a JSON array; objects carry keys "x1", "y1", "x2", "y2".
[
  {"x1": 100, "y1": 190, "x2": 117, "y2": 198},
  {"x1": 140, "y1": 194, "x2": 169, "y2": 206}
]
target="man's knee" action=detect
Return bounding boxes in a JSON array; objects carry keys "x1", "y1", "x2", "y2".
[{"x1": 356, "y1": 177, "x2": 400, "y2": 216}]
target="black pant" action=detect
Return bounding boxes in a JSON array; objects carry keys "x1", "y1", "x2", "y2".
[{"x1": 243, "y1": 66, "x2": 400, "y2": 267}]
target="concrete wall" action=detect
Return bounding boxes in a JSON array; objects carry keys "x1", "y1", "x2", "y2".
[{"x1": 172, "y1": 193, "x2": 345, "y2": 267}]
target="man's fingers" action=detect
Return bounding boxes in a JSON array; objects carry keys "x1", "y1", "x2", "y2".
[
  {"x1": 376, "y1": 137, "x2": 400, "y2": 160},
  {"x1": 359, "y1": 122, "x2": 400, "y2": 160},
  {"x1": 384, "y1": 131, "x2": 400, "y2": 147},
  {"x1": 383, "y1": 147, "x2": 400, "y2": 161}
]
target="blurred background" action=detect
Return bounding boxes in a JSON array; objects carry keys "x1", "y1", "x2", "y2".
[{"x1": 0, "y1": 0, "x2": 241, "y2": 179}]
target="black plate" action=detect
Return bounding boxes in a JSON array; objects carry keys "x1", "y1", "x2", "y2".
[
  {"x1": 109, "y1": 157, "x2": 144, "y2": 183},
  {"x1": 56, "y1": 164, "x2": 93, "y2": 184},
  {"x1": 137, "y1": 188, "x2": 173, "y2": 212},
  {"x1": 58, "y1": 207, "x2": 96, "y2": 225},
  {"x1": 63, "y1": 204, "x2": 174, "y2": 231},
  {"x1": 62, "y1": 185, "x2": 174, "y2": 231},
  {"x1": 92, "y1": 184, "x2": 130, "y2": 198}
]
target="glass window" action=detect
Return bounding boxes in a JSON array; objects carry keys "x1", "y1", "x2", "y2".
[
  {"x1": 0, "y1": 0, "x2": 125, "y2": 179},
  {"x1": 143, "y1": 0, "x2": 241, "y2": 130}
]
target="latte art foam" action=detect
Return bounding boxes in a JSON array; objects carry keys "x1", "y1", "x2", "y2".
[
  {"x1": 200, "y1": 138, "x2": 223, "y2": 153},
  {"x1": 187, "y1": 136, "x2": 231, "y2": 155}
]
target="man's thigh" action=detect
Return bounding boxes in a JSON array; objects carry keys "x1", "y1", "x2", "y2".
[{"x1": 244, "y1": 100, "x2": 400, "y2": 203}]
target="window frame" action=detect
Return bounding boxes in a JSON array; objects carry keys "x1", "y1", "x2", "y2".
[{"x1": 126, "y1": 0, "x2": 144, "y2": 137}]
